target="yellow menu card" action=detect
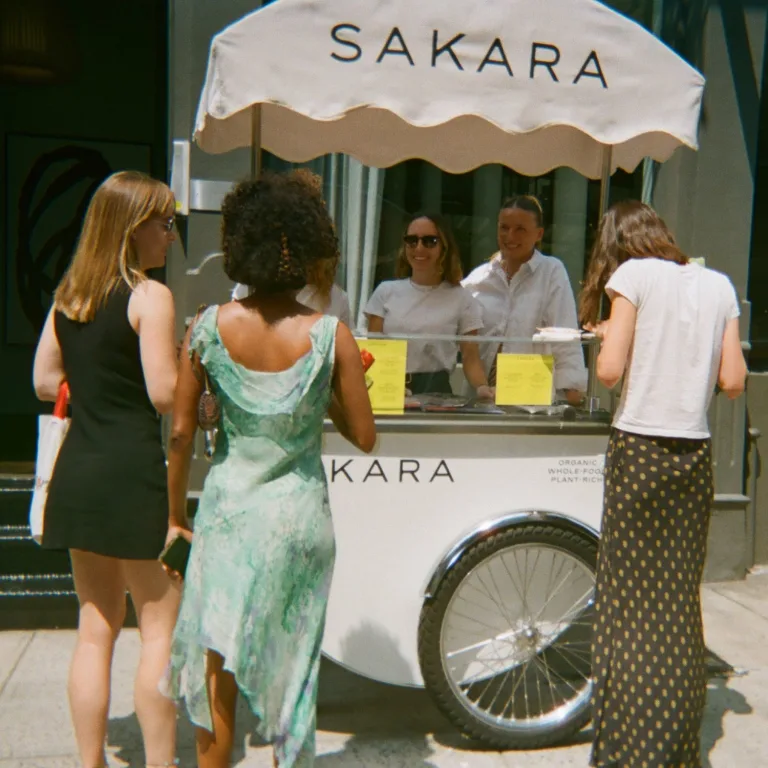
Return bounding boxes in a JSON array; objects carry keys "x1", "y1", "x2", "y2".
[
  {"x1": 495, "y1": 353, "x2": 554, "y2": 406},
  {"x1": 356, "y1": 339, "x2": 408, "y2": 415}
]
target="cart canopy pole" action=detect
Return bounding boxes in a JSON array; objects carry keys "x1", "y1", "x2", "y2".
[
  {"x1": 250, "y1": 105, "x2": 262, "y2": 179},
  {"x1": 598, "y1": 146, "x2": 613, "y2": 217},
  {"x1": 586, "y1": 144, "x2": 615, "y2": 410}
]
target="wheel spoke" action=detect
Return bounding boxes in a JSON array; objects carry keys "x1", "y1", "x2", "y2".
[
  {"x1": 530, "y1": 561, "x2": 582, "y2": 624},
  {"x1": 476, "y1": 567, "x2": 517, "y2": 627},
  {"x1": 531, "y1": 654, "x2": 583, "y2": 696}
]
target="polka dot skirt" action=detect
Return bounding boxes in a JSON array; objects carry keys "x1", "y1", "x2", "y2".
[{"x1": 590, "y1": 429, "x2": 713, "y2": 768}]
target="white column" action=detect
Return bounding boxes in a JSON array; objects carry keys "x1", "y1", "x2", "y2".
[
  {"x1": 550, "y1": 167, "x2": 589, "y2": 295},
  {"x1": 471, "y1": 165, "x2": 504, "y2": 267}
]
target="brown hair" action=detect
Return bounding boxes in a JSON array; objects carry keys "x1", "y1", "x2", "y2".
[
  {"x1": 395, "y1": 212, "x2": 463, "y2": 286},
  {"x1": 54, "y1": 171, "x2": 174, "y2": 322},
  {"x1": 579, "y1": 200, "x2": 688, "y2": 325},
  {"x1": 500, "y1": 195, "x2": 545, "y2": 228}
]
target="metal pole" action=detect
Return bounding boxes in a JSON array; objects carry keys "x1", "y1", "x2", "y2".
[
  {"x1": 642, "y1": 0, "x2": 665, "y2": 204},
  {"x1": 588, "y1": 144, "x2": 614, "y2": 412},
  {"x1": 598, "y1": 145, "x2": 613, "y2": 217},
  {"x1": 586, "y1": 340, "x2": 600, "y2": 413},
  {"x1": 250, "y1": 105, "x2": 262, "y2": 179}
]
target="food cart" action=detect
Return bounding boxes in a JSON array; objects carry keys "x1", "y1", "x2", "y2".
[{"x1": 176, "y1": 0, "x2": 705, "y2": 749}]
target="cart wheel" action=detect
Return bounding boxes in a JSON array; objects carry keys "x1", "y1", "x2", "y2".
[{"x1": 418, "y1": 523, "x2": 597, "y2": 750}]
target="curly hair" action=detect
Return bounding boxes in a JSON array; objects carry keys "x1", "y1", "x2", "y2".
[
  {"x1": 221, "y1": 170, "x2": 339, "y2": 294},
  {"x1": 579, "y1": 200, "x2": 688, "y2": 326},
  {"x1": 395, "y1": 212, "x2": 463, "y2": 285}
]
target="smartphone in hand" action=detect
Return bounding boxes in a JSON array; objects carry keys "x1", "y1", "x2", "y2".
[{"x1": 159, "y1": 535, "x2": 191, "y2": 578}]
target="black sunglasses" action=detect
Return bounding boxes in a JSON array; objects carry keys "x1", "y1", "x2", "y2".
[
  {"x1": 403, "y1": 234, "x2": 440, "y2": 248},
  {"x1": 159, "y1": 217, "x2": 175, "y2": 233}
]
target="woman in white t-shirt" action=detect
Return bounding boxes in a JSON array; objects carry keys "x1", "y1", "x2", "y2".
[
  {"x1": 579, "y1": 201, "x2": 747, "y2": 768},
  {"x1": 364, "y1": 213, "x2": 492, "y2": 398},
  {"x1": 233, "y1": 254, "x2": 352, "y2": 326}
]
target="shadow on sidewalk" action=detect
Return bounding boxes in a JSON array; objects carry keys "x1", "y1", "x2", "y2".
[
  {"x1": 701, "y1": 673, "x2": 752, "y2": 768},
  {"x1": 106, "y1": 650, "x2": 447, "y2": 767}
]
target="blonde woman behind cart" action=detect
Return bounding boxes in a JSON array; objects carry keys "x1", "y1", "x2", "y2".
[
  {"x1": 32, "y1": 171, "x2": 181, "y2": 768},
  {"x1": 579, "y1": 200, "x2": 747, "y2": 767}
]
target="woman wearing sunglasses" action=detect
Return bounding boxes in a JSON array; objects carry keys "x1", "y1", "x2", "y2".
[{"x1": 364, "y1": 213, "x2": 492, "y2": 398}]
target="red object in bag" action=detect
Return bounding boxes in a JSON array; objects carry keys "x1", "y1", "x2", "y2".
[
  {"x1": 53, "y1": 381, "x2": 70, "y2": 419},
  {"x1": 360, "y1": 348, "x2": 375, "y2": 372}
]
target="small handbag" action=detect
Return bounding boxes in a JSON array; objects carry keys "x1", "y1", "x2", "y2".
[{"x1": 191, "y1": 305, "x2": 220, "y2": 461}]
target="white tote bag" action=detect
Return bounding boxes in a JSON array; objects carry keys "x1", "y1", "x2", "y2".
[{"x1": 29, "y1": 383, "x2": 70, "y2": 545}]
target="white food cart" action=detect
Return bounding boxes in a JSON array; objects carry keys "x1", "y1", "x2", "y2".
[{"x1": 178, "y1": 0, "x2": 705, "y2": 749}]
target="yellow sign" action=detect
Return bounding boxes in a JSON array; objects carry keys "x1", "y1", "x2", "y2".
[
  {"x1": 357, "y1": 339, "x2": 407, "y2": 415},
  {"x1": 495, "y1": 353, "x2": 554, "y2": 406}
]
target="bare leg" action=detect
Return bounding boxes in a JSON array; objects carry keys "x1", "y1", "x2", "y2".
[
  {"x1": 69, "y1": 549, "x2": 127, "y2": 768},
  {"x1": 196, "y1": 651, "x2": 238, "y2": 768},
  {"x1": 123, "y1": 559, "x2": 181, "y2": 766}
]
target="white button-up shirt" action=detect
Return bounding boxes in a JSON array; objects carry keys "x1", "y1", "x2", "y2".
[{"x1": 462, "y1": 251, "x2": 588, "y2": 392}]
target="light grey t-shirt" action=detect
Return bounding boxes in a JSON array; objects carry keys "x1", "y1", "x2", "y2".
[
  {"x1": 606, "y1": 258, "x2": 740, "y2": 439},
  {"x1": 364, "y1": 279, "x2": 483, "y2": 373}
]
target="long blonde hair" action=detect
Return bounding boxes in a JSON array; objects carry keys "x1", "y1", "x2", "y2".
[{"x1": 55, "y1": 171, "x2": 174, "y2": 322}]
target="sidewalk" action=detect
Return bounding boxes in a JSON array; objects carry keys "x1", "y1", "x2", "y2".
[{"x1": 2, "y1": 575, "x2": 768, "y2": 767}]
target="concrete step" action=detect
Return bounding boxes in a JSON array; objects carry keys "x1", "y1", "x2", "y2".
[
  {"x1": 0, "y1": 476, "x2": 34, "y2": 528},
  {"x1": 0, "y1": 473, "x2": 194, "y2": 630},
  {"x1": 0, "y1": 531, "x2": 72, "y2": 576}
]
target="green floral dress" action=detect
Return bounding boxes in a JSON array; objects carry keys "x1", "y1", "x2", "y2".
[{"x1": 166, "y1": 307, "x2": 338, "y2": 767}]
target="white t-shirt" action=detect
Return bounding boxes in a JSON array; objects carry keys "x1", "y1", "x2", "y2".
[
  {"x1": 606, "y1": 258, "x2": 740, "y2": 439},
  {"x1": 364, "y1": 279, "x2": 483, "y2": 373},
  {"x1": 462, "y1": 251, "x2": 587, "y2": 392},
  {"x1": 231, "y1": 283, "x2": 352, "y2": 326}
]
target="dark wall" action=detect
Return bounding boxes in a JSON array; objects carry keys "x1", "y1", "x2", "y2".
[{"x1": 0, "y1": 0, "x2": 168, "y2": 461}]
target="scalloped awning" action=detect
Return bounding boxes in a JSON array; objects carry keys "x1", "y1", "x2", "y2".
[{"x1": 193, "y1": 0, "x2": 705, "y2": 178}]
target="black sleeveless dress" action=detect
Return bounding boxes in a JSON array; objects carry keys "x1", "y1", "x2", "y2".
[{"x1": 42, "y1": 284, "x2": 169, "y2": 560}]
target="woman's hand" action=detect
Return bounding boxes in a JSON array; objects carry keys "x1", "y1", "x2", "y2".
[
  {"x1": 165, "y1": 524, "x2": 192, "y2": 548},
  {"x1": 564, "y1": 389, "x2": 585, "y2": 406},
  {"x1": 476, "y1": 384, "x2": 495, "y2": 401},
  {"x1": 585, "y1": 321, "x2": 610, "y2": 340},
  {"x1": 161, "y1": 525, "x2": 192, "y2": 582}
]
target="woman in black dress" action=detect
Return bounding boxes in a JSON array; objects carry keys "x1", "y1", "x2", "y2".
[
  {"x1": 33, "y1": 171, "x2": 181, "y2": 768},
  {"x1": 579, "y1": 201, "x2": 748, "y2": 767}
]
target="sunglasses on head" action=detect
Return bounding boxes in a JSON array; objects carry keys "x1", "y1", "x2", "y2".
[{"x1": 403, "y1": 234, "x2": 440, "y2": 248}]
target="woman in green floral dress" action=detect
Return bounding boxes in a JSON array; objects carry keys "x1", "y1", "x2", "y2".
[{"x1": 164, "y1": 171, "x2": 376, "y2": 768}]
